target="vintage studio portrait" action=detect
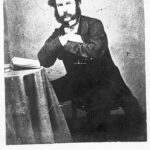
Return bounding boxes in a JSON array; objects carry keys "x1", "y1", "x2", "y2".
[{"x1": 4, "y1": 0, "x2": 147, "y2": 144}]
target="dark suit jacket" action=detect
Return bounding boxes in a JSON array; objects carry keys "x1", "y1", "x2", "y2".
[
  {"x1": 38, "y1": 15, "x2": 132, "y2": 109},
  {"x1": 38, "y1": 15, "x2": 116, "y2": 77}
]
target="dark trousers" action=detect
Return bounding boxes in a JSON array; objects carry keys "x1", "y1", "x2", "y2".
[{"x1": 51, "y1": 71, "x2": 145, "y2": 131}]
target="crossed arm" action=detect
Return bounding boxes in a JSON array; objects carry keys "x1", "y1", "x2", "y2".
[{"x1": 38, "y1": 20, "x2": 108, "y2": 67}]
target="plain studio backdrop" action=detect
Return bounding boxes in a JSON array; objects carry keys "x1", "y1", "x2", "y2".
[
  {"x1": 4, "y1": 0, "x2": 146, "y2": 112},
  {"x1": 1, "y1": 0, "x2": 150, "y2": 150}
]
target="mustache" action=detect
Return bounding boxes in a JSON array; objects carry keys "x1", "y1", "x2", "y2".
[
  {"x1": 54, "y1": 5, "x2": 81, "y2": 25},
  {"x1": 61, "y1": 13, "x2": 72, "y2": 19}
]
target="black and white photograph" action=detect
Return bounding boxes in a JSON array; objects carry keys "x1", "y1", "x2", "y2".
[{"x1": 1, "y1": 0, "x2": 150, "y2": 148}]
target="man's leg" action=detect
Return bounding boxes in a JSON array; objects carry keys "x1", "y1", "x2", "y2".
[
  {"x1": 118, "y1": 94, "x2": 146, "y2": 136},
  {"x1": 85, "y1": 83, "x2": 116, "y2": 131},
  {"x1": 106, "y1": 67, "x2": 146, "y2": 136},
  {"x1": 84, "y1": 80, "x2": 146, "y2": 137}
]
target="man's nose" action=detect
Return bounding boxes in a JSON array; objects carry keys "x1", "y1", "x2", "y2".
[
  {"x1": 63, "y1": 10, "x2": 68, "y2": 15},
  {"x1": 63, "y1": 6, "x2": 68, "y2": 14}
]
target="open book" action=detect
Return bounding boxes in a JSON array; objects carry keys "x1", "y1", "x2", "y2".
[{"x1": 11, "y1": 57, "x2": 41, "y2": 70}]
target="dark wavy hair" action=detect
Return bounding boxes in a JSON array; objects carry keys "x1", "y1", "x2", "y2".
[
  {"x1": 48, "y1": 0, "x2": 82, "y2": 25},
  {"x1": 48, "y1": 0, "x2": 81, "y2": 8}
]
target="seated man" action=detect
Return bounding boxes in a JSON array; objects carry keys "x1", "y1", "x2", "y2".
[{"x1": 38, "y1": 0, "x2": 146, "y2": 136}]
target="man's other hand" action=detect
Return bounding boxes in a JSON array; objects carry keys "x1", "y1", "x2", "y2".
[
  {"x1": 59, "y1": 33, "x2": 83, "y2": 46},
  {"x1": 67, "y1": 33, "x2": 83, "y2": 43}
]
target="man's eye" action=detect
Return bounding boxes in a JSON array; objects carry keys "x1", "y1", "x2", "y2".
[
  {"x1": 57, "y1": 4, "x2": 63, "y2": 7},
  {"x1": 66, "y1": 2, "x2": 71, "y2": 5}
]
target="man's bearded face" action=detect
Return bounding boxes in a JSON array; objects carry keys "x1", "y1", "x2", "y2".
[{"x1": 55, "y1": 0, "x2": 80, "y2": 25}]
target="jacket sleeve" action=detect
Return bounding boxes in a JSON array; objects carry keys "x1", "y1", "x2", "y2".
[
  {"x1": 37, "y1": 29, "x2": 63, "y2": 67},
  {"x1": 63, "y1": 20, "x2": 108, "y2": 60}
]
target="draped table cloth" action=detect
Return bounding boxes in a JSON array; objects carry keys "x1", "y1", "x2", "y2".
[{"x1": 5, "y1": 67, "x2": 72, "y2": 144}]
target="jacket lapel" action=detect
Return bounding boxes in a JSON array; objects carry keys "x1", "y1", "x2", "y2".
[{"x1": 78, "y1": 16, "x2": 89, "y2": 41}]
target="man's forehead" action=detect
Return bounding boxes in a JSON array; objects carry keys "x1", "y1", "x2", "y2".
[{"x1": 56, "y1": 0, "x2": 75, "y2": 4}]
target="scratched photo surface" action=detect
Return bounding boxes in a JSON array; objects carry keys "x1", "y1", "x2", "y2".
[{"x1": 4, "y1": 0, "x2": 146, "y2": 145}]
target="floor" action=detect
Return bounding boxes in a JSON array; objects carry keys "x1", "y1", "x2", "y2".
[{"x1": 61, "y1": 101, "x2": 147, "y2": 142}]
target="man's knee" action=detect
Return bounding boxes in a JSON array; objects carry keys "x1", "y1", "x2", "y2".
[{"x1": 119, "y1": 95, "x2": 143, "y2": 113}]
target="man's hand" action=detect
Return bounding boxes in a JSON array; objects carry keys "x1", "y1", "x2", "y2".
[
  {"x1": 59, "y1": 33, "x2": 83, "y2": 46},
  {"x1": 67, "y1": 33, "x2": 83, "y2": 43}
]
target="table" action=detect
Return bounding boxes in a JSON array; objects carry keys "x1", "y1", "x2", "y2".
[{"x1": 5, "y1": 67, "x2": 72, "y2": 144}]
